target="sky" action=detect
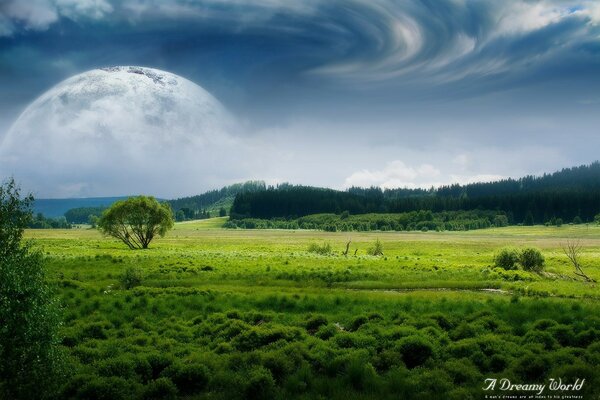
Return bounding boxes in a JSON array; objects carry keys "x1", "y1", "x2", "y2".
[{"x1": 1, "y1": 0, "x2": 600, "y2": 198}]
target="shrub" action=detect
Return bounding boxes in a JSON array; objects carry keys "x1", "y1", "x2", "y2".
[
  {"x1": 397, "y1": 336, "x2": 434, "y2": 368},
  {"x1": 305, "y1": 315, "x2": 328, "y2": 331},
  {"x1": 142, "y1": 378, "x2": 178, "y2": 400},
  {"x1": 1, "y1": 179, "x2": 64, "y2": 400},
  {"x1": 519, "y1": 248, "x2": 545, "y2": 272},
  {"x1": 307, "y1": 242, "x2": 332, "y2": 255},
  {"x1": 120, "y1": 266, "x2": 143, "y2": 289},
  {"x1": 244, "y1": 367, "x2": 276, "y2": 400},
  {"x1": 494, "y1": 248, "x2": 519, "y2": 270},
  {"x1": 74, "y1": 376, "x2": 135, "y2": 400},
  {"x1": 161, "y1": 363, "x2": 209, "y2": 394},
  {"x1": 367, "y1": 239, "x2": 384, "y2": 256},
  {"x1": 513, "y1": 353, "x2": 550, "y2": 381}
]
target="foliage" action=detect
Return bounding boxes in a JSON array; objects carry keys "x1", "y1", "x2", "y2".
[
  {"x1": 307, "y1": 242, "x2": 333, "y2": 255},
  {"x1": 20, "y1": 219, "x2": 600, "y2": 399},
  {"x1": 225, "y1": 210, "x2": 502, "y2": 232},
  {"x1": 120, "y1": 266, "x2": 143, "y2": 289},
  {"x1": 366, "y1": 239, "x2": 384, "y2": 256},
  {"x1": 0, "y1": 179, "x2": 63, "y2": 399},
  {"x1": 28, "y1": 212, "x2": 71, "y2": 229},
  {"x1": 170, "y1": 181, "x2": 265, "y2": 221},
  {"x1": 98, "y1": 196, "x2": 174, "y2": 249},
  {"x1": 231, "y1": 163, "x2": 600, "y2": 224},
  {"x1": 519, "y1": 248, "x2": 545, "y2": 272},
  {"x1": 64, "y1": 206, "x2": 106, "y2": 224},
  {"x1": 494, "y1": 248, "x2": 519, "y2": 270}
]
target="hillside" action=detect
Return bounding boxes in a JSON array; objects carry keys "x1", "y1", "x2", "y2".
[
  {"x1": 231, "y1": 162, "x2": 600, "y2": 224},
  {"x1": 33, "y1": 197, "x2": 128, "y2": 218},
  {"x1": 168, "y1": 181, "x2": 265, "y2": 219}
]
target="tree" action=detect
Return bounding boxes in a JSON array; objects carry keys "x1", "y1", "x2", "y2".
[
  {"x1": 523, "y1": 211, "x2": 535, "y2": 226},
  {"x1": 88, "y1": 214, "x2": 99, "y2": 228},
  {"x1": 98, "y1": 196, "x2": 174, "y2": 249},
  {"x1": 519, "y1": 247, "x2": 545, "y2": 272},
  {"x1": 494, "y1": 248, "x2": 519, "y2": 270},
  {"x1": 219, "y1": 207, "x2": 227, "y2": 217},
  {"x1": 0, "y1": 179, "x2": 63, "y2": 399},
  {"x1": 562, "y1": 240, "x2": 595, "y2": 282}
]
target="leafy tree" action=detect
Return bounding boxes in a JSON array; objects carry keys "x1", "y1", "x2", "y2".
[
  {"x1": 219, "y1": 207, "x2": 227, "y2": 217},
  {"x1": 519, "y1": 248, "x2": 545, "y2": 272},
  {"x1": 493, "y1": 214, "x2": 509, "y2": 227},
  {"x1": 494, "y1": 248, "x2": 519, "y2": 270},
  {"x1": 0, "y1": 179, "x2": 63, "y2": 399},
  {"x1": 523, "y1": 211, "x2": 535, "y2": 226},
  {"x1": 88, "y1": 214, "x2": 99, "y2": 228},
  {"x1": 98, "y1": 196, "x2": 174, "y2": 249},
  {"x1": 595, "y1": 213, "x2": 600, "y2": 224}
]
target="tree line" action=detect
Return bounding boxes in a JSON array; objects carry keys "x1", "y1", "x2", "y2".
[
  {"x1": 231, "y1": 162, "x2": 600, "y2": 224},
  {"x1": 225, "y1": 210, "x2": 508, "y2": 232}
]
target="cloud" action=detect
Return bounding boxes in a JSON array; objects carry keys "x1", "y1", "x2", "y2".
[
  {"x1": 0, "y1": 0, "x2": 112, "y2": 36},
  {"x1": 2, "y1": 0, "x2": 599, "y2": 89},
  {"x1": 343, "y1": 160, "x2": 507, "y2": 190},
  {"x1": 344, "y1": 160, "x2": 441, "y2": 189}
]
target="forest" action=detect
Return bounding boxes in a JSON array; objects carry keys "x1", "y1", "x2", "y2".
[{"x1": 231, "y1": 163, "x2": 600, "y2": 224}]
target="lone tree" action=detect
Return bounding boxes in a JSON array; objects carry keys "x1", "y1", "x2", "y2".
[
  {"x1": 562, "y1": 239, "x2": 595, "y2": 282},
  {"x1": 98, "y1": 196, "x2": 174, "y2": 249},
  {"x1": 0, "y1": 179, "x2": 63, "y2": 399}
]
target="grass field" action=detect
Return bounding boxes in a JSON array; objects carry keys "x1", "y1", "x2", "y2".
[{"x1": 26, "y1": 221, "x2": 600, "y2": 399}]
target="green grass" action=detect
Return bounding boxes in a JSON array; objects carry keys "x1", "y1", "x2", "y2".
[{"x1": 25, "y1": 221, "x2": 600, "y2": 399}]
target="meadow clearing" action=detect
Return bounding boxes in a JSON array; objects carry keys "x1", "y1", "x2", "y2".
[{"x1": 25, "y1": 220, "x2": 600, "y2": 399}]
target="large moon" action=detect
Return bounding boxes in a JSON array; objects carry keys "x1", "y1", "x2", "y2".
[{"x1": 0, "y1": 66, "x2": 241, "y2": 198}]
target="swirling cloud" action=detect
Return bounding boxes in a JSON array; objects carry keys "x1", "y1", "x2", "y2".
[
  {"x1": 1, "y1": 0, "x2": 599, "y2": 195},
  {"x1": 2, "y1": 0, "x2": 598, "y2": 89}
]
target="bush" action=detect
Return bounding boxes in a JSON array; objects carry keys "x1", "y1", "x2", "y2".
[
  {"x1": 161, "y1": 363, "x2": 209, "y2": 394},
  {"x1": 1, "y1": 179, "x2": 64, "y2": 400},
  {"x1": 142, "y1": 378, "x2": 178, "y2": 400},
  {"x1": 494, "y1": 248, "x2": 519, "y2": 270},
  {"x1": 397, "y1": 336, "x2": 434, "y2": 368},
  {"x1": 367, "y1": 239, "x2": 384, "y2": 256},
  {"x1": 120, "y1": 266, "x2": 143, "y2": 289},
  {"x1": 307, "y1": 242, "x2": 332, "y2": 255},
  {"x1": 519, "y1": 248, "x2": 545, "y2": 272},
  {"x1": 244, "y1": 367, "x2": 276, "y2": 400}
]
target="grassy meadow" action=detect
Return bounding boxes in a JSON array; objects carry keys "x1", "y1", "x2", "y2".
[{"x1": 26, "y1": 220, "x2": 600, "y2": 399}]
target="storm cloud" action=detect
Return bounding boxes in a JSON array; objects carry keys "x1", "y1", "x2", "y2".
[{"x1": 1, "y1": 0, "x2": 599, "y2": 197}]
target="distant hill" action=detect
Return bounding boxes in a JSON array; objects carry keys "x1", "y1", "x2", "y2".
[
  {"x1": 231, "y1": 162, "x2": 600, "y2": 224},
  {"x1": 33, "y1": 197, "x2": 128, "y2": 218},
  {"x1": 34, "y1": 181, "x2": 266, "y2": 220},
  {"x1": 168, "y1": 181, "x2": 265, "y2": 219}
]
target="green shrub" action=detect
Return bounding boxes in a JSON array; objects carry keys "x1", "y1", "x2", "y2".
[
  {"x1": 367, "y1": 239, "x2": 384, "y2": 256},
  {"x1": 120, "y1": 266, "x2": 143, "y2": 289},
  {"x1": 74, "y1": 376, "x2": 136, "y2": 400},
  {"x1": 96, "y1": 356, "x2": 137, "y2": 379},
  {"x1": 307, "y1": 242, "x2": 332, "y2": 255},
  {"x1": 244, "y1": 367, "x2": 276, "y2": 400},
  {"x1": 494, "y1": 248, "x2": 519, "y2": 270},
  {"x1": 161, "y1": 363, "x2": 209, "y2": 394},
  {"x1": 519, "y1": 248, "x2": 545, "y2": 272},
  {"x1": 345, "y1": 358, "x2": 377, "y2": 391},
  {"x1": 142, "y1": 378, "x2": 178, "y2": 400},
  {"x1": 305, "y1": 315, "x2": 328, "y2": 331},
  {"x1": 522, "y1": 330, "x2": 558, "y2": 350},
  {"x1": 349, "y1": 315, "x2": 369, "y2": 331},
  {"x1": 513, "y1": 353, "x2": 550, "y2": 381},
  {"x1": 397, "y1": 336, "x2": 434, "y2": 368}
]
